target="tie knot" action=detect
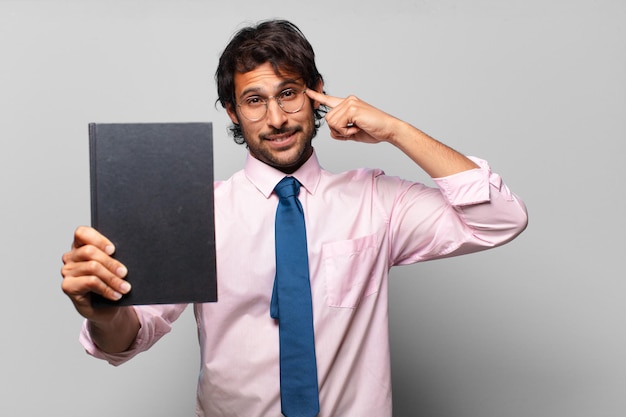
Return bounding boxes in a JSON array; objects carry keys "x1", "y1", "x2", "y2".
[{"x1": 274, "y1": 176, "x2": 301, "y2": 199}]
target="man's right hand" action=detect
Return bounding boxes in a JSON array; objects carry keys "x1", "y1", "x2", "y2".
[{"x1": 61, "y1": 226, "x2": 131, "y2": 323}]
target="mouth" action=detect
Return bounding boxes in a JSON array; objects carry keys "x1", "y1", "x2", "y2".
[{"x1": 262, "y1": 128, "x2": 299, "y2": 145}]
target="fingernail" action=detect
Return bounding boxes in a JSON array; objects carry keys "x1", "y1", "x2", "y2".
[
  {"x1": 120, "y1": 282, "x2": 131, "y2": 293},
  {"x1": 116, "y1": 266, "x2": 128, "y2": 277},
  {"x1": 112, "y1": 291, "x2": 123, "y2": 300},
  {"x1": 105, "y1": 245, "x2": 115, "y2": 255}
]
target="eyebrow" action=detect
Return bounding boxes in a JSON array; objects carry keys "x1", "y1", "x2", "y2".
[{"x1": 238, "y1": 78, "x2": 303, "y2": 100}]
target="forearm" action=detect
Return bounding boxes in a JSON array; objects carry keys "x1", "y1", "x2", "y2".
[
  {"x1": 308, "y1": 89, "x2": 485, "y2": 176},
  {"x1": 87, "y1": 306, "x2": 140, "y2": 354},
  {"x1": 388, "y1": 120, "x2": 479, "y2": 178}
]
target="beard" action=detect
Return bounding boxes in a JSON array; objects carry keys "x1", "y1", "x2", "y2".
[{"x1": 240, "y1": 112, "x2": 316, "y2": 173}]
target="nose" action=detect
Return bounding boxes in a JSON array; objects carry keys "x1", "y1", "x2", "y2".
[{"x1": 266, "y1": 98, "x2": 288, "y2": 129}]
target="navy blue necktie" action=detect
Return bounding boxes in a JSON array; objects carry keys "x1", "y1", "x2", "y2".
[{"x1": 270, "y1": 176, "x2": 320, "y2": 417}]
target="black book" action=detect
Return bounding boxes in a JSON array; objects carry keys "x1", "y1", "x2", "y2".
[{"x1": 89, "y1": 122, "x2": 217, "y2": 306}]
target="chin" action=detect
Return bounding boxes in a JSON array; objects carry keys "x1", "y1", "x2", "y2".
[{"x1": 268, "y1": 146, "x2": 312, "y2": 172}]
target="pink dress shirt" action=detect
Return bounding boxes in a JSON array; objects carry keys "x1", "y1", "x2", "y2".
[{"x1": 80, "y1": 150, "x2": 527, "y2": 417}]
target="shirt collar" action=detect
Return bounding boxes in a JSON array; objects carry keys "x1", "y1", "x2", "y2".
[{"x1": 244, "y1": 150, "x2": 322, "y2": 198}]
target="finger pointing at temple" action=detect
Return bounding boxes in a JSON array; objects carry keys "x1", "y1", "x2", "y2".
[{"x1": 305, "y1": 88, "x2": 343, "y2": 109}]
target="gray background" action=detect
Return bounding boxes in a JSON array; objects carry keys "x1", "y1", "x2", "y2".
[{"x1": 1, "y1": 1, "x2": 624, "y2": 416}]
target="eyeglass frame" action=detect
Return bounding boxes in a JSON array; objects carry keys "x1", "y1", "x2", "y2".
[{"x1": 236, "y1": 87, "x2": 308, "y2": 122}]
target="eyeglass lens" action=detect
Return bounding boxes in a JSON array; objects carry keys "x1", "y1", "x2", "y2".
[{"x1": 239, "y1": 89, "x2": 305, "y2": 121}]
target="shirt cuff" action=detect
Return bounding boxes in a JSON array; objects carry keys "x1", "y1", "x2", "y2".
[
  {"x1": 78, "y1": 306, "x2": 148, "y2": 366},
  {"x1": 433, "y1": 156, "x2": 508, "y2": 206}
]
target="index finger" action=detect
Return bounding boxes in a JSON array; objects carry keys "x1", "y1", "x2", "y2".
[
  {"x1": 305, "y1": 89, "x2": 343, "y2": 109},
  {"x1": 73, "y1": 225, "x2": 116, "y2": 256}
]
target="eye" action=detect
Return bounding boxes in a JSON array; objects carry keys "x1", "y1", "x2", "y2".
[
  {"x1": 244, "y1": 96, "x2": 265, "y2": 107},
  {"x1": 279, "y1": 88, "x2": 298, "y2": 101}
]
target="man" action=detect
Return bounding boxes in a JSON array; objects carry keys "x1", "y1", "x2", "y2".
[{"x1": 61, "y1": 19, "x2": 527, "y2": 417}]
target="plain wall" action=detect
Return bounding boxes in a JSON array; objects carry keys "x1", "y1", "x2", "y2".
[{"x1": 1, "y1": 1, "x2": 625, "y2": 416}]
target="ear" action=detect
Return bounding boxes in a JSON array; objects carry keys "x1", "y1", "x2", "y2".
[{"x1": 225, "y1": 103, "x2": 240, "y2": 125}]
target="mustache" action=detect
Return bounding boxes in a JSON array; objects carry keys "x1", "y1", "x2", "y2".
[{"x1": 259, "y1": 126, "x2": 301, "y2": 140}]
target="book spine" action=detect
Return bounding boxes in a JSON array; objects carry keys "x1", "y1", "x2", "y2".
[{"x1": 88, "y1": 123, "x2": 98, "y2": 228}]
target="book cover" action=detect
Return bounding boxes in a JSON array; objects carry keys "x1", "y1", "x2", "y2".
[{"x1": 89, "y1": 122, "x2": 217, "y2": 306}]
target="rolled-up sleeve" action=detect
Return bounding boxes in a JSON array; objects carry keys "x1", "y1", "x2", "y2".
[
  {"x1": 386, "y1": 156, "x2": 528, "y2": 265},
  {"x1": 433, "y1": 156, "x2": 528, "y2": 249},
  {"x1": 79, "y1": 303, "x2": 188, "y2": 366}
]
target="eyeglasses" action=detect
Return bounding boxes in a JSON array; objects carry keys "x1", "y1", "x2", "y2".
[{"x1": 237, "y1": 88, "x2": 307, "y2": 121}]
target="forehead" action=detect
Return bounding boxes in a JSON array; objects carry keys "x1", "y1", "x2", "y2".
[{"x1": 233, "y1": 62, "x2": 301, "y2": 97}]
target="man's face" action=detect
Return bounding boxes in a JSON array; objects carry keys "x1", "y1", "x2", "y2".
[{"x1": 226, "y1": 62, "x2": 322, "y2": 173}]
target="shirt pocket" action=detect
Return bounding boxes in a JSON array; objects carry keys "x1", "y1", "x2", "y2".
[{"x1": 322, "y1": 233, "x2": 381, "y2": 308}]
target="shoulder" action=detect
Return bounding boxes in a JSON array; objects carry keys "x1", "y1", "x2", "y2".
[
  {"x1": 214, "y1": 169, "x2": 246, "y2": 194},
  {"x1": 321, "y1": 167, "x2": 415, "y2": 192},
  {"x1": 317, "y1": 167, "x2": 416, "y2": 206},
  {"x1": 322, "y1": 167, "x2": 385, "y2": 184}
]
